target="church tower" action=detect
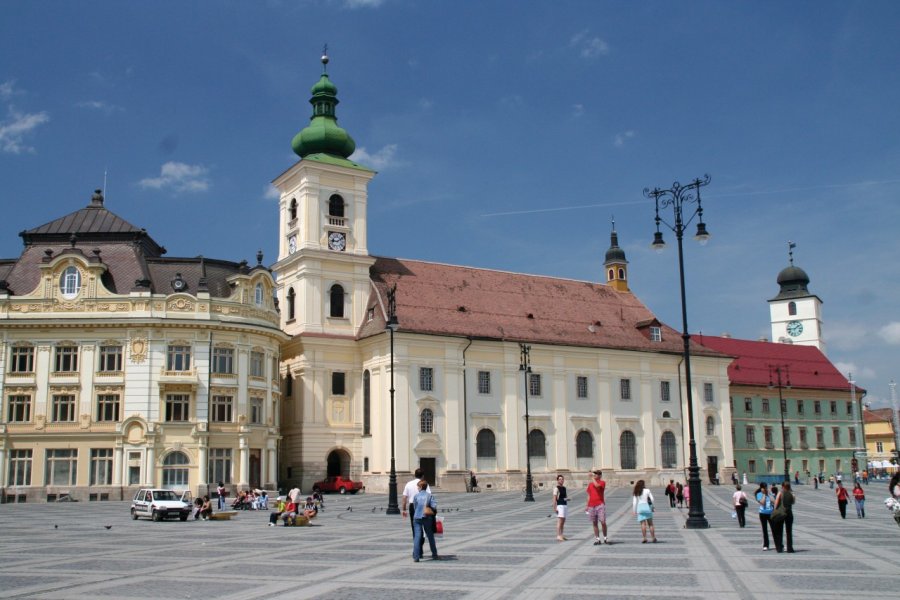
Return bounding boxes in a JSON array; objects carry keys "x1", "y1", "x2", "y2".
[
  {"x1": 768, "y1": 242, "x2": 825, "y2": 352},
  {"x1": 604, "y1": 220, "x2": 629, "y2": 292},
  {"x1": 272, "y1": 52, "x2": 376, "y2": 338}
]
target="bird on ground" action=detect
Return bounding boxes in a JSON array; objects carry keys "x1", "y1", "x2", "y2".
[
  {"x1": 104, "y1": 525, "x2": 112, "y2": 530},
  {"x1": 54, "y1": 524, "x2": 58, "y2": 529}
]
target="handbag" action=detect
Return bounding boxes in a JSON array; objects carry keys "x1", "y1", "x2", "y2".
[
  {"x1": 423, "y1": 504, "x2": 435, "y2": 516},
  {"x1": 739, "y1": 496, "x2": 748, "y2": 507},
  {"x1": 770, "y1": 505, "x2": 787, "y2": 525}
]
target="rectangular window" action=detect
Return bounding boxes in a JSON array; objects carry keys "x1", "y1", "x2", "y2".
[
  {"x1": 748, "y1": 459, "x2": 757, "y2": 474},
  {"x1": 832, "y1": 427, "x2": 840, "y2": 445},
  {"x1": 660, "y1": 381, "x2": 671, "y2": 402},
  {"x1": 766, "y1": 459, "x2": 774, "y2": 473},
  {"x1": 703, "y1": 382, "x2": 714, "y2": 403},
  {"x1": 249, "y1": 351, "x2": 264, "y2": 378},
  {"x1": 10, "y1": 346, "x2": 35, "y2": 373},
  {"x1": 780, "y1": 398, "x2": 787, "y2": 413},
  {"x1": 54, "y1": 346, "x2": 79, "y2": 372},
  {"x1": 250, "y1": 398, "x2": 264, "y2": 424},
  {"x1": 799, "y1": 427, "x2": 807, "y2": 444},
  {"x1": 814, "y1": 401, "x2": 821, "y2": 415},
  {"x1": 165, "y1": 394, "x2": 190, "y2": 422},
  {"x1": 816, "y1": 427, "x2": 825, "y2": 447},
  {"x1": 849, "y1": 427, "x2": 856, "y2": 446},
  {"x1": 332, "y1": 372, "x2": 346, "y2": 396},
  {"x1": 45, "y1": 449, "x2": 78, "y2": 486},
  {"x1": 744, "y1": 398, "x2": 752, "y2": 414},
  {"x1": 90, "y1": 448, "x2": 113, "y2": 485},
  {"x1": 620, "y1": 378, "x2": 631, "y2": 401},
  {"x1": 746, "y1": 426, "x2": 756, "y2": 445},
  {"x1": 96, "y1": 394, "x2": 120, "y2": 422},
  {"x1": 764, "y1": 427, "x2": 773, "y2": 446},
  {"x1": 477, "y1": 371, "x2": 491, "y2": 395},
  {"x1": 846, "y1": 401, "x2": 853, "y2": 416},
  {"x1": 576, "y1": 376, "x2": 588, "y2": 399},
  {"x1": 797, "y1": 399, "x2": 804, "y2": 415},
  {"x1": 649, "y1": 326, "x2": 662, "y2": 342},
  {"x1": 783, "y1": 427, "x2": 791, "y2": 448},
  {"x1": 211, "y1": 395, "x2": 233, "y2": 422},
  {"x1": 166, "y1": 345, "x2": 192, "y2": 371},
  {"x1": 7, "y1": 394, "x2": 32, "y2": 422},
  {"x1": 51, "y1": 394, "x2": 76, "y2": 422},
  {"x1": 830, "y1": 401, "x2": 837, "y2": 415},
  {"x1": 98, "y1": 345, "x2": 123, "y2": 372},
  {"x1": 762, "y1": 398, "x2": 770, "y2": 414},
  {"x1": 876, "y1": 441, "x2": 884, "y2": 453},
  {"x1": 419, "y1": 367, "x2": 434, "y2": 392},
  {"x1": 8, "y1": 449, "x2": 33, "y2": 486},
  {"x1": 208, "y1": 448, "x2": 232, "y2": 484},
  {"x1": 529, "y1": 373, "x2": 542, "y2": 397},
  {"x1": 211, "y1": 347, "x2": 234, "y2": 374}
]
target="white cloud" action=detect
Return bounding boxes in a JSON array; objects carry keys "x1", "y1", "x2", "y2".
[
  {"x1": 0, "y1": 106, "x2": 50, "y2": 154},
  {"x1": 0, "y1": 80, "x2": 20, "y2": 100},
  {"x1": 614, "y1": 130, "x2": 635, "y2": 147},
  {"x1": 139, "y1": 162, "x2": 210, "y2": 193},
  {"x1": 833, "y1": 361, "x2": 876, "y2": 381},
  {"x1": 263, "y1": 184, "x2": 281, "y2": 200},
  {"x1": 572, "y1": 104, "x2": 585, "y2": 118},
  {"x1": 878, "y1": 322, "x2": 900, "y2": 345},
  {"x1": 350, "y1": 144, "x2": 398, "y2": 170},
  {"x1": 826, "y1": 321, "x2": 869, "y2": 351},
  {"x1": 76, "y1": 100, "x2": 124, "y2": 114},
  {"x1": 570, "y1": 31, "x2": 609, "y2": 58},
  {"x1": 344, "y1": 0, "x2": 384, "y2": 7}
]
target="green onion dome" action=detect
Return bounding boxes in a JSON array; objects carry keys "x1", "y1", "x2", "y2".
[{"x1": 291, "y1": 54, "x2": 356, "y2": 159}]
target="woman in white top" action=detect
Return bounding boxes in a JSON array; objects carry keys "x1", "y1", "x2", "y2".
[
  {"x1": 732, "y1": 484, "x2": 749, "y2": 528},
  {"x1": 631, "y1": 480, "x2": 657, "y2": 543}
]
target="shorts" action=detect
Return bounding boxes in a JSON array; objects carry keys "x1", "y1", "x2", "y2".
[
  {"x1": 556, "y1": 505, "x2": 568, "y2": 519},
  {"x1": 586, "y1": 504, "x2": 606, "y2": 523}
]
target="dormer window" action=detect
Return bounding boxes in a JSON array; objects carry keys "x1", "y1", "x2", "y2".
[
  {"x1": 649, "y1": 326, "x2": 662, "y2": 342},
  {"x1": 60, "y1": 266, "x2": 81, "y2": 299}
]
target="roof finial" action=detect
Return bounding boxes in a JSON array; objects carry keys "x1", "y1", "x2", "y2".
[
  {"x1": 611, "y1": 215, "x2": 616, "y2": 233},
  {"x1": 788, "y1": 240, "x2": 796, "y2": 266},
  {"x1": 256, "y1": 249, "x2": 264, "y2": 265},
  {"x1": 321, "y1": 44, "x2": 329, "y2": 73}
]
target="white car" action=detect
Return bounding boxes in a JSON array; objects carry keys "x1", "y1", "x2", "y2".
[{"x1": 131, "y1": 488, "x2": 192, "y2": 521}]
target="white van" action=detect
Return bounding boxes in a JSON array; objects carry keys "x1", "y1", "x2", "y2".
[{"x1": 131, "y1": 488, "x2": 192, "y2": 521}]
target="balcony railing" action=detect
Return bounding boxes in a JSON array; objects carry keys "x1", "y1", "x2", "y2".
[
  {"x1": 765, "y1": 442, "x2": 775, "y2": 449},
  {"x1": 328, "y1": 216, "x2": 346, "y2": 227}
]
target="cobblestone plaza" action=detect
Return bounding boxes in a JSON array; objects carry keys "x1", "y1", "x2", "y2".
[{"x1": 1, "y1": 483, "x2": 898, "y2": 599}]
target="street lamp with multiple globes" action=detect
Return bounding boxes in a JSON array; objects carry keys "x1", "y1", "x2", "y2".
[
  {"x1": 768, "y1": 365, "x2": 792, "y2": 483},
  {"x1": 385, "y1": 283, "x2": 401, "y2": 515},
  {"x1": 519, "y1": 343, "x2": 535, "y2": 502},
  {"x1": 645, "y1": 174, "x2": 711, "y2": 529}
]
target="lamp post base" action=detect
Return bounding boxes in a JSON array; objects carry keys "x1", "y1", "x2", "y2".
[
  {"x1": 386, "y1": 459, "x2": 400, "y2": 515},
  {"x1": 684, "y1": 464, "x2": 708, "y2": 529}
]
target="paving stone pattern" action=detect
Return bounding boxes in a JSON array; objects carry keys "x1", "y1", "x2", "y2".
[{"x1": 1, "y1": 483, "x2": 898, "y2": 599}]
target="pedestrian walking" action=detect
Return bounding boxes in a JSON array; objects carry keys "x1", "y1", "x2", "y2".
[
  {"x1": 732, "y1": 484, "x2": 748, "y2": 528},
  {"x1": 755, "y1": 482, "x2": 775, "y2": 551},
  {"x1": 675, "y1": 482, "x2": 684, "y2": 508},
  {"x1": 552, "y1": 474, "x2": 568, "y2": 541},
  {"x1": 835, "y1": 480, "x2": 850, "y2": 518},
  {"x1": 890, "y1": 472, "x2": 900, "y2": 499},
  {"x1": 665, "y1": 479, "x2": 676, "y2": 507},
  {"x1": 852, "y1": 482, "x2": 866, "y2": 518},
  {"x1": 216, "y1": 481, "x2": 226, "y2": 510},
  {"x1": 684, "y1": 482, "x2": 691, "y2": 508},
  {"x1": 411, "y1": 479, "x2": 438, "y2": 562},
  {"x1": 771, "y1": 481, "x2": 795, "y2": 553},
  {"x1": 402, "y1": 468, "x2": 431, "y2": 555},
  {"x1": 585, "y1": 470, "x2": 608, "y2": 545},
  {"x1": 632, "y1": 480, "x2": 657, "y2": 543}
]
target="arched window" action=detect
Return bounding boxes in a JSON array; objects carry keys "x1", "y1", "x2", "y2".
[
  {"x1": 662, "y1": 410, "x2": 671, "y2": 418},
  {"x1": 329, "y1": 284, "x2": 344, "y2": 318},
  {"x1": 287, "y1": 287, "x2": 296, "y2": 320},
  {"x1": 289, "y1": 198, "x2": 297, "y2": 221},
  {"x1": 661, "y1": 431, "x2": 677, "y2": 468},
  {"x1": 60, "y1": 266, "x2": 81, "y2": 299},
  {"x1": 476, "y1": 429, "x2": 496, "y2": 458},
  {"x1": 420, "y1": 408, "x2": 434, "y2": 433},
  {"x1": 607, "y1": 268, "x2": 614, "y2": 281},
  {"x1": 620, "y1": 430, "x2": 636, "y2": 470},
  {"x1": 528, "y1": 429, "x2": 546, "y2": 458},
  {"x1": 162, "y1": 451, "x2": 190, "y2": 487},
  {"x1": 617, "y1": 268, "x2": 625, "y2": 279},
  {"x1": 255, "y1": 283, "x2": 264, "y2": 307},
  {"x1": 706, "y1": 415, "x2": 715, "y2": 436},
  {"x1": 363, "y1": 370, "x2": 370, "y2": 435},
  {"x1": 575, "y1": 430, "x2": 593, "y2": 458},
  {"x1": 328, "y1": 194, "x2": 344, "y2": 217},
  {"x1": 788, "y1": 301, "x2": 797, "y2": 316}
]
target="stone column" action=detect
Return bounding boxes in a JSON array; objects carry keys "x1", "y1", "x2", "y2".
[
  {"x1": 145, "y1": 445, "x2": 155, "y2": 487},
  {"x1": 198, "y1": 444, "x2": 208, "y2": 489},
  {"x1": 239, "y1": 438, "x2": 249, "y2": 487},
  {"x1": 113, "y1": 446, "x2": 123, "y2": 486},
  {"x1": 268, "y1": 444, "x2": 277, "y2": 487},
  {"x1": 0, "y1": 447, "x2": 6, "y2": 487}
]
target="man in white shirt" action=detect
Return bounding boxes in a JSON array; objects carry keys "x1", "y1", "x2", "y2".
[
  {"x1": 401, "y1": 468, "x2": 431, "y2": 547},
  {"x1": 288, "y1": 486, "x2": 301, "y2": 507}
]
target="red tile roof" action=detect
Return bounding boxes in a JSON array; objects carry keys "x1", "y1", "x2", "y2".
[
  {"x1": 864, "y1": 408, "x2": 898, "y2": 425},
  {"x1": 359, "y1": 257, "x2": 726, "y2": 357},
  {"x1": 695, "y1": 335, "x2": 857, "y2": 392}
]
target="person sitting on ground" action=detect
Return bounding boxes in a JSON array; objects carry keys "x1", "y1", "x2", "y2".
[
  {"x1": 199, "y1": 496, "x2": 213, "y2": 520},
  {"x1": 258, "y1": 490, "x2": 269, "y2": 510},
  {"x1": 303, "y1": 497, "x2": 318, "y2": 520},
  {"x1": 193, "y1": 497, "x2": 203, "y2": 520},
  {"x1": 312, "y1": 490, "x2": 324, "y2": 511},
  {"x1": 281, "y1": 500, "x2": 299, "y2": 526}
]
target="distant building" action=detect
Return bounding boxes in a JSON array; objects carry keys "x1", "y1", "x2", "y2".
[
  {"x1": 768, "y1": 246, "x2": 825, "y2": 353},
  {"x1": 697, "y1": 335, "x2": 862, "y2": 482},
  {"x1": 863, "y1": 408, "x2": 898, "y2": 467},
  {"x1": 0, "y1": 191, "x2": 285, "y2": 502}
]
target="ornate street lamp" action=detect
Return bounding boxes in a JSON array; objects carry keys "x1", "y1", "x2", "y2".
[
  {"x1": 645, "y1": 174, "x2": 711, "y2": 529},
  {"x1": 385, "y1": 283, "x2": 401, "y2": 515},
  {"x1": 519, "y1": 343, "x2": 535, "y2": 502},
  {"x1": 769, "y1": 365, "x2": 792, "y2": 482}
]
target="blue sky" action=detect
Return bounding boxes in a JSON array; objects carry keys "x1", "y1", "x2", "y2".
[{"x1": 2, "y1": 1, "x2": 898, "y2": 407}]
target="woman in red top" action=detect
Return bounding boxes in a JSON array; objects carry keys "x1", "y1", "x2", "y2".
[
  {"x1": 835, "y1": 481, "x2": 850, "y2": 519},
  {"x1": 852, "y1": 482, "x2": 866, "y2": 518}
]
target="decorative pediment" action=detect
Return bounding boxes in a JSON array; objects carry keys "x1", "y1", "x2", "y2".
[{"x1": 414, "y1": 433, "x2": 442, "y2": 457}]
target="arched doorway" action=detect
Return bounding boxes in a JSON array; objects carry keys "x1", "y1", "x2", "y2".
[{"x1": 326, "y1": 448, "x2": 351, "y2": 478}]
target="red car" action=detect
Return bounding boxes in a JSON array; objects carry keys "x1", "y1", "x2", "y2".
[{"x1": 312, "y1": 475, "x2": 364, "y2": 494}]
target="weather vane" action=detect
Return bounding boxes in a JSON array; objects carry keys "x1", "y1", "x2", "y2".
[
  {"x1": 321, "y1": 44, "x2": 329, "y2": 71},
  {"x1": 788, "y1": 241, "x2": 796, "y2": 265}
]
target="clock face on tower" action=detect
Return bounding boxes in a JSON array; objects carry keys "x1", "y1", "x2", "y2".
[
  {"x1": 288, "y1": 235, "x2": 297, "y2": 255},
  {"x1": 328, "y1": 231, "x2": 346, "y2": 251},
  {"x1": 786, "y1": 320, "x2": 804, "y2": 337}
]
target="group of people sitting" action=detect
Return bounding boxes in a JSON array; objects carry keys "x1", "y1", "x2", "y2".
[
  {"x1": 193, "y1": 496, "x2": 213, "y2": 520},
  {"x1": 230, "y1": 489, "x2": 269, "y2": 510},
  {"x1": 268, "y1": 495, "x2": 319, "y2": 526}
]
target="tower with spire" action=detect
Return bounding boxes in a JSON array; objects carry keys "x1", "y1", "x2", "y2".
[
  {"x1": 604, "y1": 219, "x2": 629, "y2": 292},
  {"x1": 768, "y1": 242, "x2": 825, "y2": 352}
]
